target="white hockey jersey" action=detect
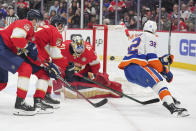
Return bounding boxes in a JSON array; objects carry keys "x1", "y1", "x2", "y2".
[{"x1": 118, "y1": 32, "x2": 164, "y2": 73}]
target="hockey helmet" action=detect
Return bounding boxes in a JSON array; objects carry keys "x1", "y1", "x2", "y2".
[
  {"x1": 51, "y1": 15, "x2": 66, "y2": 28},
  {"x1": 143, "y1": 20, "x2": 157, "y2": 34},
  {"x1": 27, "y1": 9, "x2": 43, "y2": 21},
  {"x1": 71, "y1": 36, "x2": 85, "y2": 55}
]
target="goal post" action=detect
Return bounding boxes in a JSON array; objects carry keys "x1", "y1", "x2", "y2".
[
  {"x1": 92, "y1": 24, "x2": 132, "y2": 74},
  {"x1": 93, "y1": 25, "x2": 108, "y2": 73}
]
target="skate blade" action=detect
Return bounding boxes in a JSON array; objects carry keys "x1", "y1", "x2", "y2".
[
  {"x1": 51, "y1": 104, "x2": 60, "y2": 109},
  {"x1": 42, "y1": 101, "x2": 60, "y2": 109},
  {"x1": 173, "y1": 111, "x2": 190, "y2": 117},
  {"x1": 13, "y1": 109, "x2": 37, "y2": 116},
  {"x1": 36, "y1": 108, "x2": 54, "y2": 114}
]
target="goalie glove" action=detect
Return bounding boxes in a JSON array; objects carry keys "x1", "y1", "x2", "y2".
[
  {"x1": 160, "y1": 66, "x2": 173, "y2": 83},
  {"x1": 45, "y1": 62, "x2": 60, "y2": 80},
  {"x1": 159, "y1": 54, "x2": 174, "y2": 65}
]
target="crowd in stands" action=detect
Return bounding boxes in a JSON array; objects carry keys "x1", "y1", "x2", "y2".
[{"x1": 0, "y1": 0, "x2": 195, "y2": 32}]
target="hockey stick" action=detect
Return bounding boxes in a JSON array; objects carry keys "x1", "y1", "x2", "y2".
[
  {"x1": 168, "y1": 22, "x2": 172, "y2": 71},
  {"x1": 75, "y1": 73, "x2": 160, "y2": 105},
  {"x1": 55, "y1": 75, "x2": 108, "y2": 108},
  {"x1": 18, "y1": 48, "x2": 108, "y2": 107}
]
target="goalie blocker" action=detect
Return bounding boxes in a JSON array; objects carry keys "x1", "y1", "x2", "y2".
[{"x1": 53, "y1": 72, "x2": 122, "y2": 99}]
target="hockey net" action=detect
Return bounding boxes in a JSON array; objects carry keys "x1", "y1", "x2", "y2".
[{"x1": 92, "y1": 25, "x2": 156, "y2": 98}]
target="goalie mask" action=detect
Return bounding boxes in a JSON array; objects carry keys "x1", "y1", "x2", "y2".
[{"x1": 71, "y1": 36, "x2": 85, "y2": 56}]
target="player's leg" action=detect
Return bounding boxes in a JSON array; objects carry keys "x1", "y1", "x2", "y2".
[
  {"x1": 0, "y1": 68, "x2": 8, "y2": 91},
  {"x1": 14, "y1": 62, "x2": 36, "y2": 116},
  {"x1": 143, "y1": 66, "x2": 189, "y2": 116},
  {"x1": 43, "y1": 79, "x2": 60, "y2": 109},
  {"x1": 0, "y1": 43, "x2": 36, "y2": 116},
  {"x1": 124, "y1": 64, "x2": 189, "y2": 117},
  {"x1": 34, "y1": 69, "x2": 54, "y2": 113},
  {"x1": 152, "y1": 81, "x2": 189, "y2": 117}
]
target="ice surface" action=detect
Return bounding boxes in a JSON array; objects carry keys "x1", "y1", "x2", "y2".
[{"x1": 0, "y1": 64, "x2": 196, "y2": 131}]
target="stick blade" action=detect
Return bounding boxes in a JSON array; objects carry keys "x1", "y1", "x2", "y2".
[
  {"x1": 142, "y1": 98, "x2": 160, "y2": 105},
  {"x1": 93, "y1": 98, "x2": 108, "y2": 107}
]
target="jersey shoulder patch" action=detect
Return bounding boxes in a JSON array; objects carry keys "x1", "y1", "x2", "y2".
[{"x1": 24, "y1": 24, "x2": 31, "y2": 31}]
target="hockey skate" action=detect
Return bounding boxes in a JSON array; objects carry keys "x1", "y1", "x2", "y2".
[
  {"x1": 172, "y1": 97, "x2": 181, "y2": 106},
  {"x1": 34, "y1": 97, "x2": 54, "y2": 114},
  {"x1": 163, "y1": 102, "x2": 189, "y2": 117},
  {"x1": 43, "y1": 93, "x2": 60, "y2": 109},
  {"x1": 13, "y1": 96, "x2": 36, "y2": 116}
]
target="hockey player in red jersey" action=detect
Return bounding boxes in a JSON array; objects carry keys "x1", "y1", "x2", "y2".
[
  {"x1": 0, "y1": 9, "x2": 43, "y2": 116},
  {"x1": 53, "y1": 35, "x2": 122, "y2": 99},
  {"x1": 19, "y1": 15, "x2": 68, "y2": 113},
  {"x1": 118, "y1": 20, "x2": 189, "y2": 117}
]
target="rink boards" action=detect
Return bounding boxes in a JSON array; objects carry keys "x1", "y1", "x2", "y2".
[{"x1": 63, "y1": 29, "x2": 196, "y2": 71}]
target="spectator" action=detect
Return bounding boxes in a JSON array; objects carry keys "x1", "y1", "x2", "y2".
[
  {"x1": 142, "y1": 7, "x2": 152, "y2": 26},
  {"x1": 181, "y1": 3, "x2": 191, "y2": 21},
  {"x1": 71, "y1": 9, "x2": 80, "y2": 28},
  {"x1": 71, "y1": 1, "x2": 78, "y2": 15},
  {"x1": 57, "y1": 1, "x2": 66, "y2": 15},
  {"x1": 42, "y1": 12, "x2": 50, "y2": 25},
  {"x1": 160, "y1": 15, "x2": 171, "y2": 31},
  {"x1": 122, "y1": 12, "x2": 130, "y2": 27},
  {"x1": 49, "y1": 10, "x2": 57, "y2": 21},
  {"x1": 169, "y1": 4, "x2": 178, "y2": 20},
  {"x1": 49, "y1": 0, "x2": 59, "y2": 16},
  {"x1": 29, "y1": 0, "x2": 41, "y2": 10},
  {"x1": 108, "y1": 0, "x2": 126, "y2": 24},
  {"x1": 87, "y1": 16, "x2": 96, "y2": 29},
  {"x1": 5, "y1": 7, "x2": 19, "y2": 27},
  {"x1": 17, "y1": 0, "x2": 29, "y2": 19},
  {"x1": 103, "y1": 6, "x2": 109, "y2": 19},
  {"x1": 172, "y1": 17, "x2": 187, "y2": 31},
  {"x1": 127, "y1": 17, "x2": 137, "y2": 29}
]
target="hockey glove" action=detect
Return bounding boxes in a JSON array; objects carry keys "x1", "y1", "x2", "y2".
[
  {"x1": 160, "y1": 66, "x2": 173, "y2": 83},
  {"x1": 26, "y1": 42, "x2": 38, "y2": 61},
  {"x1": 45, "y1": 62, "x2": 60, "y2": 80},
  {"x1": 159, "y1": 54, "x2": 174, "y2": 65},
  {"x1": 64, "y1": 62, "x2": 75, "y2": 82}
]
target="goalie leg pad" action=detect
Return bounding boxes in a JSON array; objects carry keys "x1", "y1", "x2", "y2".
[{"x1": 54, "y1": 80, "x2": 122, "y2": 99}]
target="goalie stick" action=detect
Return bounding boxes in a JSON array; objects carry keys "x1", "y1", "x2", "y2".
[{"x1": 75, "y1": 73, "x2": 160, "y2": 105}]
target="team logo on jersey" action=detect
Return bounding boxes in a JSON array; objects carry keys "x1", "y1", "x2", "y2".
[
  {"x1": 82, "y1": 57, "x2": 86, "y2": 62},
  {"x1": 56, "y1": 38, "x2": 62, "y2": 47},
  {"x1": 24, "y1": 24, "x2": 31, "y2": 31}
]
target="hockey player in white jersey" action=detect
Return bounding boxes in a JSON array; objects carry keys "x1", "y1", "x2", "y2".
[{"x1": 118, "y1": 20, "x2": 189, "y2": 117}]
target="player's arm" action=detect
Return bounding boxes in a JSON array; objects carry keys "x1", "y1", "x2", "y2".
[
  {"x1": 49, "y1": 28, "x2": 67, "y2": 71},
  {"x1": 11, "y1": 27, "x2": 29, "y2": 48}
]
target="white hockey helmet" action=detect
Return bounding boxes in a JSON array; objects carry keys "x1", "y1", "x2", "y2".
[{"x1": 143, "y1": 20, "x2": 157, "y2": 34}]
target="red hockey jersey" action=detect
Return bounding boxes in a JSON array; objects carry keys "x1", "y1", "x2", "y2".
[
  {"x1": 59, "y1": 40, "x2": 100, "y2": 74},
  {"x1": 33, "y1": 25, "x2": 67, "y2": 70},
  {"x1": 0, "y1": 19, "x2": 34, "y2": 53}
]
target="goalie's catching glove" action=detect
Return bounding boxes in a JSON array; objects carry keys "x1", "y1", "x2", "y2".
[
  {"x1": 159, "y1": 54, "x2": 174, "y2": 65},
  {"x1": 160, "y1": 66, "x2": 173, "y2": 83}
]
